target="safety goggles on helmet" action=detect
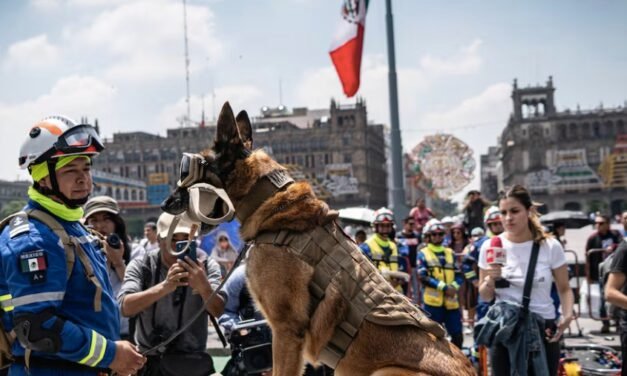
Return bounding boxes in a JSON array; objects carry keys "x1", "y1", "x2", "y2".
[
  {"x1": 425, "y1": 222, "x2": 445, "y2": 234},
  {"x1": 27, "y1": 124, "x2": 104, "y2": 166},
  {"x1": 484, "y1": 211, "x2": 502, "y2": 224}
]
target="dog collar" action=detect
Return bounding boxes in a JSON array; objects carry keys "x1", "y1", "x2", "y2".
[{"x1": 235, "y1": 169, "x2": 294, "y2": 223}]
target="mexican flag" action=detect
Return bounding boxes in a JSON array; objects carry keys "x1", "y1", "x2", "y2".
[{"x1": 329, "y1": 0, "x2": 369, "y2": 97}]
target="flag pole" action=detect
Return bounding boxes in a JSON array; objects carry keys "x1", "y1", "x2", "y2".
[{"x1": 385, "y1": 0, "x2": 408, "y2": 220}]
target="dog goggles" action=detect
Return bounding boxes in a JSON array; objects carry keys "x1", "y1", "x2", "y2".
[
  {"x1": 163, "y1": 182, "x2": 235, "y2": 254},
  {"x1": 178, "y1": 153, "x2": 207, "y2": 188}
]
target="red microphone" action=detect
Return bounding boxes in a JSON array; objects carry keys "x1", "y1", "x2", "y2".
[{"x1": 486, "y1": 236, "x2": 506, "y2": 265}]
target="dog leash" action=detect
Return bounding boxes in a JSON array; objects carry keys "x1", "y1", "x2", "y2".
[{"x1": 142, "y1": 242, "x2": 252, "y2": 356}]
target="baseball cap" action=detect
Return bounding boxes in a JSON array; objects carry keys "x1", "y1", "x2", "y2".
[
  {"x1": 84, "y1": 196, "x2": 120, "y2": 220},
  {"x1": 157, "y1": 212, "x2": 198, "y2": 238},
  {"x1": 471, "y1": 227, "x2": 485, "y2": 237}
]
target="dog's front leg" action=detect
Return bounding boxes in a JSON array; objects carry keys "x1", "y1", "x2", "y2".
[{"x1": 271, "y1": 323, "x2": 307, "y2": 376}]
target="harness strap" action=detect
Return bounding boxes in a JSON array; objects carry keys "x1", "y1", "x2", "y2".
[
  {"x1": 23, "y1": 209, "x2": 75, "y2": 282},
  {"x1": 23, "y1": 209, "x2": 102, "y2": 312},
  {"x1": 71, "y1": 237, "x2": 103, "y2": 312}
]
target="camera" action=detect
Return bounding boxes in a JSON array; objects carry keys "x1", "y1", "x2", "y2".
[
  {"x1": 106, "y1": 233, "x2": 122, "y2": 249},
  {"x1": 225, "y1": 319, "x2": 272, "y2": 376},
  {"x1": 175, "y1": 240, "x2": 197, "y2": 262}
]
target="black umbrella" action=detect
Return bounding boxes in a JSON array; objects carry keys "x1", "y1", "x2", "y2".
[{"x1": 540, "y1": 210, "x2": 592, "y2": 229}]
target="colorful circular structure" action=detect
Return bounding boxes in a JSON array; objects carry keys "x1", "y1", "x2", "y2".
[{"x1": 409, "y1": 134, "x2": 476, "y2": 198}]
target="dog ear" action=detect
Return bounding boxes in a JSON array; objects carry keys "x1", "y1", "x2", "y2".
[
  {"x1": 216, "y1": 102, "x2": 242, "y2": 146},
  {"x1": 236, "y1": 110, "x2": 253, "y2": 150}
]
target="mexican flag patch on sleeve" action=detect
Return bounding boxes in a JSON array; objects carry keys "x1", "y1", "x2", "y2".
[{"x1": 19, "y1": 250, "x2": 47, "y2": 284}]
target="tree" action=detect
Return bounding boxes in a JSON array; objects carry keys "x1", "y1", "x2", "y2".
[{"x1": 0, "y1": 200, "x2": 27, "y2": 219}]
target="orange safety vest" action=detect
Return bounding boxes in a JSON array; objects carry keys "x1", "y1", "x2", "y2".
[{"x1": 420, "y1": 244, "x2": 459, "y2": 309}]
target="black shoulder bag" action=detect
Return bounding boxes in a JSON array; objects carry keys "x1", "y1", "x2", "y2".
[{"x1": 521, "y1": 241, "x2": 541, "y2": 315}]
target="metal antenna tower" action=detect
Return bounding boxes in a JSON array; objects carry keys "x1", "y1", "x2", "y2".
[{"x1": 182, "y1": 0, "x2": 191, "y2": 126}]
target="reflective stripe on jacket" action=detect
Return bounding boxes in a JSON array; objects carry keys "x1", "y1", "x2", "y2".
[
  {"x1": 365, "y1": 234, "x2": 398, "y2": 272},
  {"x1": 420, "y1": 244, "x2": 459, "y2": 309}
]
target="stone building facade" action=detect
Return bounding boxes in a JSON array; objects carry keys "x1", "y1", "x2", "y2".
[
  {"x1": 487, "y1": 77, "x2": 627, "y2": 215},
  {"x1": 95, "y1": 99, "x2": 388, "y2": 211}
]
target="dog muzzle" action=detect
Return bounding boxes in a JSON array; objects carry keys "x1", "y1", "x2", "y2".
[
  {"x1": 162, "y1": 183, "x2": 236, "y2": 255},
  {"x1": 184, "y1": 183, "x2": 235, "y2": 226}
]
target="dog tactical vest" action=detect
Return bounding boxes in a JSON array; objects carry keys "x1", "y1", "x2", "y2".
[{"x1": 255, "y1": 220, "x2": 447, "y2": 368}]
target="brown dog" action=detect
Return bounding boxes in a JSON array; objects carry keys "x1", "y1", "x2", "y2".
[{"x1": 169, "y1": 103, "x2": 475, "y2": 376}]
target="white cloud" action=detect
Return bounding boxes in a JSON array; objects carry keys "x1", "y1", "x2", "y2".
[
  {"x1": 70, "y1": 0, "x2": 223, "y2": 82},
  {"x1": 419, "y1": 39, "x2": 483, "y2": 77},
  {"x1": 3, "y1": 34, "x2": 60, "y2": 70},
  {"x1": 156, "y1": 84, "x2": 264, "y2": 132},
  {"x1": 0, "y1": 75, "x2": 117, "y2": 180},
  {"x1": 295, "y1": 39, "x2": 484, "y2": 133}
]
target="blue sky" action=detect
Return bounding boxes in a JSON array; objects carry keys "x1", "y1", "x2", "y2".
[{"x1": 1, "y1": 0, "x2": 626, "y2": 203}]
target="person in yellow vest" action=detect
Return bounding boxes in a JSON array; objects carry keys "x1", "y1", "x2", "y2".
[
  {"x1": 359, "y1": 208, "x2": 408, "y2": 290},
  {"x1": 417, "y1": 218, "x2": 464, "y2": 348}
]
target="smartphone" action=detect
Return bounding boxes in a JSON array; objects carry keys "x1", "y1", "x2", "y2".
[{"x1": 175, "y1": 240, "x2": 197, "y2": 262}]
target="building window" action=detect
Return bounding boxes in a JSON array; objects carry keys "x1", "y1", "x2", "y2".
[
  {"x1": 618, "y1": 119, "x2": 625, "y2": 135},
  {"x1": 325, "y1": 154, "x2": 331, "y2": 164},
  {"x1": 593, "y1": 122, "x2": 601, "y2": 137},
  {"x1": 344, "y1": 154, "x2": 352, "y2": 163},
  {"x1": 558, "y1": 124, "x2": 566, "y2": 139},
  {"x1": 569, "y1": 123, "x2": 578, "y2": 139}
]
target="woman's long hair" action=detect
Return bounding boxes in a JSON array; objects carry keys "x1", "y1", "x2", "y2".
[
  {"x1": 499, "y1": 185, "x2": 548, "y2": 243},
  {"x1": 110, "y1": 215, "x2": 131, "y2": 265}
]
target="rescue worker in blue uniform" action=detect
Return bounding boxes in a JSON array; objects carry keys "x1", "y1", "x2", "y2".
[
  {"x1": 0, "y1": 116, "x2": 145, "y2": 375},
  {"x1": 417, "y1": 219, "x2": 464, "y2": 349}
]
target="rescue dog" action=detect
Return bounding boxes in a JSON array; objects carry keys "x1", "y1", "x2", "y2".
[{"x1": 165, "y1": 102, "x2": 475, "y2": 376}]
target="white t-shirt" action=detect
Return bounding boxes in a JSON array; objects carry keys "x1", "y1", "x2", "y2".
[{"x1": 478, "y1": 234, "x2": 566, "y2": 319}]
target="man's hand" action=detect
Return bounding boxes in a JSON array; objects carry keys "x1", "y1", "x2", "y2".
[
  {"x1": 178, "y1": 257, "x2": 211, "y2": 296},
  {"x1": 162, "y1": 263, "x2": 188, "y2": 294},
  {"x1": 103, "y1": 242, "x2": 125, "y2": 268},
  {"x1": 444, "y1": 286, "x2": 457, "y2": 298},
  {"x1": 109, "y1": 341, "x2": 146, "y2": 376}
]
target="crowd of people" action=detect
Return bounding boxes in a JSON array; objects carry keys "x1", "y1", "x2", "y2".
[
  {"x1": 0, "y1": 116, "x2": 626, "y2": 376},
  {"x1": 355, "y1": 189, "x2": 627, "y2": 375}
]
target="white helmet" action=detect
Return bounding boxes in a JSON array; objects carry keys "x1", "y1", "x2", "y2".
[
  {"x1": 484, "y1": 206, "x2": 502, "y2": 225},
  {"x1": 372, "y1": 207, "x2": 394, "y2": 225},
  {"x1": 423, "y1": 218, "x2": 445, "y2": 234},
  {"x1": 19, "y1": 115, "x2": 103, "y2": 170}
]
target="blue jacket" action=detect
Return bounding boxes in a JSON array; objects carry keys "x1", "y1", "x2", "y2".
[
  {"x1": 475, "y1": 301, "x2": 549, "y2": 376},
  {"x1": 0, "y1": 201, "x2": 119, "y2": 370}
]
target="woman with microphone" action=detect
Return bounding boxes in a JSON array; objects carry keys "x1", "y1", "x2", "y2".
[{"x1": 477, "y1": 185, "x2": 574, "y2": 376}]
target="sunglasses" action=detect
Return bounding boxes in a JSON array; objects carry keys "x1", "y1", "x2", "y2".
[
  {"x1": 219, "y1": 238, "x2": 228, "y2": 242},
  {"x1": 595, "y1": 222, "x2": 607, "y2": 225},
  {"x1": 432, "y1": 232, "x2": 445, "y2": 237}
]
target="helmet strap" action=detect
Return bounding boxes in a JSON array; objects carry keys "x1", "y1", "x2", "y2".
[{"x1": 36, "y1": 160, "x2": 89, "y2": 208}]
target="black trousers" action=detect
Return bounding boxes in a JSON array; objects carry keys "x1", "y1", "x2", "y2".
[{"x1": 490, "y1": 320, "x2": 560, "y2": 376}]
